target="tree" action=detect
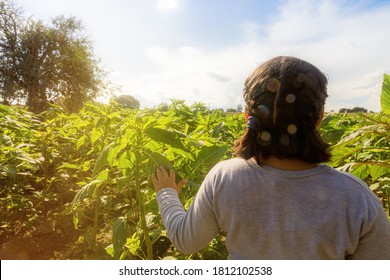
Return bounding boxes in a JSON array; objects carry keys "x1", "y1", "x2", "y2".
[
  {"x1": 114, "y1": 95, "x2": 140, "y2": 109},
  {"x1": 0, "y1": 0, "x2": 23, "y2": 105},
  {"x1": 226, "y1": 108, "x2": 237, "y2": 113},
  {"x1": 48, "y1": 16, "x2": 104, "y2": 113},
  {"x1": 339, "y1": 107, "x2": 368, "y2": 113},
  {"x1": 0, "y1": 0, "x2": 105, "y2": 113},
  {"x1": 156, "y1": 102, "x2": 169, "y2": 112}
]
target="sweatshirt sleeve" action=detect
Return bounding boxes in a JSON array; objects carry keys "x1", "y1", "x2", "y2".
[
  {"x1": 348, "y1": 206, "x2": 390, "y2": 259},
  {"x1": 156, "y1": 184, "x2": 220, "y2": 254}
]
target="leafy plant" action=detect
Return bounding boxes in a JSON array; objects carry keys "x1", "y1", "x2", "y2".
[
  {"x1": 2, "y1": 100, "x2": 388, "y2": 260},
  {"x1": 321, "y1": 113, "x2": 390, "y2": 217},
  {"x1": 381, "y1": 73, "x2": 390, "y2": 114}
]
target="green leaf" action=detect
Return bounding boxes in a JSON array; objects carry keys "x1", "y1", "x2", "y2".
[
  {"x1": 107, "y1": 144, "x2": 124, "y2": 166},
  {"x1": 90, "y1": 128, "x2": 101, "y2": 145},
  {"x1": 70, "y1": 120, "x2": 91, "y2": 129},
  {"x1": 105, "y1": 244, "x2": 114, "y2": 257},
  {"x1": 370, "y1": 165, "x2": 390, "y2": 181},
  {"x1": 125, "y1": 233, "x2": 141, "y2": 256},
  {"x1": 71, "y1": 179, "x2": 102, "y2": 207},
  {"x1": 58, "y1": 163, "x2": 79, "y2": 170},
  {"x1": 1, "y1": 165, "x2": 18, "y2": 176},
  {"x1": 342, "y1": 163, "x2": 390, "y2": 182},
  {"x1": 116, "y1": 176, "x2": 128, "y2": 190},
  {"x1": 191, "y1": 145, "x2": 228, "y2": 175},
  {"x1": 73, "y1": 211, "x2": 79, "y2": 229},
  {"x1": 113, "y1": 217, "x2": 128, "y2": 259},
  {"x1": 0, "y1": 104, "x2": 13, "y2": 114},
  {"x1": 381, "y1": 73, "x2": 390, "y2": 114},
  {"x1": 144, "y1": 127, "x2": 186, "y2": 150},
  {"x1": 350, "y1": 164, "x2": 370, "y2": 180},
  {"x1": 118, "y1": 151, "x2": 134, "y2": 176},
  {"x1": 1, "y1": 134, "x2": 13, "y2": 146},
  {"x1": 170, "y1": 147, "x2": 194, "y2": 161},
  {"x1": 96, "y1": 169, "x2": 109, "y2": 181},
  {"x1": 144, "y1": 150, "x2": 173, "y2": 169},
  {"x1": 93, "y1": 143, "x2": 114, "y2": 177},
  {"x1": 76, "y1": 135, "x2": 87, "y2": 150},
  {"x1": 16, "y1": 154, "x2": 41, "y2": 165}
]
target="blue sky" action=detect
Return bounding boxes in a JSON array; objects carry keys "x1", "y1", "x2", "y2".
[{"x1": 17, "y1": 0, "x2": 390, "y2": 111}]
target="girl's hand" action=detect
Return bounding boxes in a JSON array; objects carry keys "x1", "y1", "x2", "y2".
[{"x1": 152, "y1": 166, "x2": 188, "y2": 193}]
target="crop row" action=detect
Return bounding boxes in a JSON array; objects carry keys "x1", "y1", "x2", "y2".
[{"x1": 0, "y1": 102, "x2": 389, "y2": 259}]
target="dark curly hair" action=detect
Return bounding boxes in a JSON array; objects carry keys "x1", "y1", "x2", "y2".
[{"x1": 233, "y1": 56, "x2": 331, "y2": 164}]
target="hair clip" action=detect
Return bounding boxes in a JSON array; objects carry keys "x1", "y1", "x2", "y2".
[{"x1": 247, "y1": 115, "x2": 259, "y2": 130}]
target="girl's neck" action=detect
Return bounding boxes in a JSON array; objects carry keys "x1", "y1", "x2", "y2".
[{"x1": 261, "y1": 156, "x2": 320, "y2": 171}]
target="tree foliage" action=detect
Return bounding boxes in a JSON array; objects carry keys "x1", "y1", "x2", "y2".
[
  {"x1": 0, "y1": 0, "x2": 104, "y2": 113},
  {"x1": 0, "y1": 0, "x2": 22, "y2": 105},
  {"x1": 339, "y1": 107, "x2": 368, "y2": 113},
  {"x1": 113, "y1": 95, "x2": 140, "y2": 109}
]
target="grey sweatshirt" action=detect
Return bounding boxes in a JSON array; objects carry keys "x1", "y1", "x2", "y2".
[{"x1": 156, "y1": 157, "x2": 390, "y2": 259}]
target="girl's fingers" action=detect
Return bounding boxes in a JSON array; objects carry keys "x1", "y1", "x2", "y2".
[
  {"x1": 169, "y1": 169, "x2": 175, "y2": 179},
  {"x1": 159, "y1": 166, "x2": 168, "y2": 177},
  {"x1": 152, "y1": 167, "x2": 185, "y2": 193},
  {"x1": 177, "y1": 179, "x2": 188, "y2": 193}
]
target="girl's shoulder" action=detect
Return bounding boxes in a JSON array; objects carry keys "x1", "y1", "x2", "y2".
[{"x1": 211, "y1": 157, "x2": 254, "y2": 173}]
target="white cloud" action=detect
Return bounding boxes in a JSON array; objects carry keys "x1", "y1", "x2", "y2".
[
  {"x1": 120, "y1": 44, "x2": 259, "y2": 109},
  {"x1": 18, "y1": 0, "x2": 390, "y2": 112},
  {"x1": 155, "y1": 0, "x2": 183, "y2": 12},
  {"x1": 206, "y1": 70, "x2": 232, "y2": 83},
  {"x1": 367, "y1": 81, "x2": 383, "y2": 112},
  {"x1": 109, "y1": 71, "x2": 123, "y2": 77},
  {"x1": 236, "y1": 0, "x2": 390, "y2": 112},
  {"x1": 116, "y1": 0, "x2": 390, "y2": 111},
  {"x1": 239, "y1": 21, "x2": 265, "y2": 42}
]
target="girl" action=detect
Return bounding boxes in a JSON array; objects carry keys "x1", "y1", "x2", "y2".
[{"x1": 152, "y1": 56, "x2": 390, "y2": 259}]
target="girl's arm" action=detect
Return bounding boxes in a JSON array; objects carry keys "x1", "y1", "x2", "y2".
[{"x1": 152, "y1": 166, "x2": 220, "y2": 254}]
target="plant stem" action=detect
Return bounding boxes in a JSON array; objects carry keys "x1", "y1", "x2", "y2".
[
  {"x1": 134, "y1": 149, "x2": 153, "y2": 260},
  {"x1": 92, "y1": 197, "x2": 99, "y2": 250}
]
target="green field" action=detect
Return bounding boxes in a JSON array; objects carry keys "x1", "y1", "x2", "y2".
[{"x1": 1, "y1": 101, "x2": 389, "y2": 259}]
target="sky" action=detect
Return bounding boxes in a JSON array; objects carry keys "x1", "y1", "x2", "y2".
[{"x1": 16, "y1": 0, "x2": 390, "y2": 112}]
